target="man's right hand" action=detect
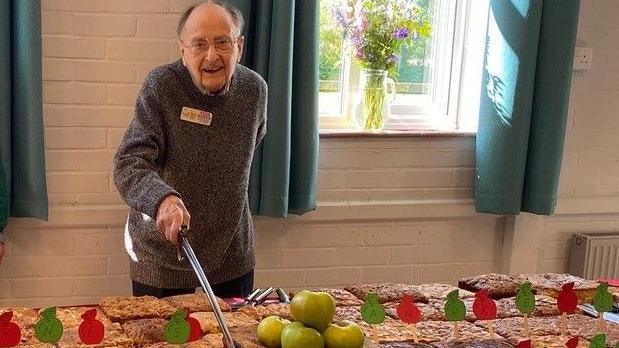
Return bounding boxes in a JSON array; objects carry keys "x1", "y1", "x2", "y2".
[{"x1": 156, "y1": 195, "x2": 190, "y2": 244}]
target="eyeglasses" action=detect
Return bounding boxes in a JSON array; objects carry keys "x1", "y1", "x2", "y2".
[{"x1": 181, "y1": 37, "x2": 240, "y2": 56}]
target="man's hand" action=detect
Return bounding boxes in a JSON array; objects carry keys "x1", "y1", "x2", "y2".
[
  {"x1": 0, "y1": 242, "x2": 4, "y2": 265},
  {"x1": 156, "y1": 195, "x2": 190, "y2": 244}
]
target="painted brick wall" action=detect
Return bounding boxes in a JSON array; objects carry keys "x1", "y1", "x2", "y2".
[{"x1": 539, "y1": 0, "x2": 619, "y2": 273}]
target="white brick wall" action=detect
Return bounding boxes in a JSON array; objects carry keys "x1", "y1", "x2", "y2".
[{"x1": 0, "y1": 0, "x2": 617, "y2": 307}]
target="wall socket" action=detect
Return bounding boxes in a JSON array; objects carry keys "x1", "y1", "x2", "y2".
[{"x1": 573, "y1": 47, "x2": 593, "y2": 71}]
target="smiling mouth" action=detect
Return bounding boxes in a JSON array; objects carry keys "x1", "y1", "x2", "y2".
[{"x1": 202, "y1": 67, "x2": 223, "y2": 74}]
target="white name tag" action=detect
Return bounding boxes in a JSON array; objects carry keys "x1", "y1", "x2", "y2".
[{"x1": 180, "y1": 106, "x2": 212, "y2": 126}]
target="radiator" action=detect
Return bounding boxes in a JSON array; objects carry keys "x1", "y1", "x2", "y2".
[{"x1": 568, "y1": 232, "x2": 619, "y2": 280}]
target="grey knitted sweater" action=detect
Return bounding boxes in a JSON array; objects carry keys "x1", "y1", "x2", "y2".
[{"x1": 113, "y1": 60, "x2": 267, "y2": 288}]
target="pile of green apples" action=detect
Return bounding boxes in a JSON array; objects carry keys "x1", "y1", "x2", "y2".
[{"x1": 256, "y1": 290, "x2": 366, "y2": 348}]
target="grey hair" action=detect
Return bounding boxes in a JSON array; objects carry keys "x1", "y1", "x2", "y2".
[{"x1": 176, "y1": 1, "x2": 244, "y2": 38}]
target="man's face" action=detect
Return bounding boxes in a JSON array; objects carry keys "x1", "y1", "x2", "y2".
[{"x1": 179, "y1": 4, "x2": 244, "y2": 95}]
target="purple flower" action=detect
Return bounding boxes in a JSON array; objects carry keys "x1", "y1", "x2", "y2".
[
  {"x1": 356, "y1": 15, "x2": 369, "y2": 31},
  {"x1": 350, "y1": 28, "x2": 364, "y2": 47},
  {"x1": 393, "y1": 28, "x2": 409, "y2": 40},
  {"x1": 354, "y1": 47, "x2": 365, "y2": 60}
]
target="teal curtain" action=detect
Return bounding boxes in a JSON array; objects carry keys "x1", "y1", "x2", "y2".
[
  {"x1": 230, "y1": 0, "x2": 319, "y2": 217},
  {"x1": 0, "y1": 0, "x2": 48, "y2": 231},
  {"x1": 475, "y1": 0, "x2": 580, "y2": 215}
]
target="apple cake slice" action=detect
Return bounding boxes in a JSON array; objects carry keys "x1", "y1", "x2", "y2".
[
  {"x1": 162, "y1": 293, "x2": 231, "y2": 313},
  {"x1": 345, "y1": 283, "x2": 428, "y2": 304},
  {"x1": 458, "y1": 273, "x2": 528, "y2": 299},
  {"x1": 99, "y1": 295, "x2": 177, "y2": 322}
]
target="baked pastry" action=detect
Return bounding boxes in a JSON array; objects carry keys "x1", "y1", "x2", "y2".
[
  {"x1": 290, "y1": 288, "x2": 363, "y2": 306},
  {"x1": 58, "y1": 322, "x2": 133, "y2": 347},
  {"x1": 477, "y1": 316, "x2": 561, "y2": 341},
  {"x1": 50, "y1": 307, "x2": 113, "y2": 329},
  {"x1": 525, "y1": 273, "x2": 599, "y2": 303},
  {"x1": 428, "y1": 298, "x2": 476, "y2": 322},
  {"x1": 365, "y1": 342, "x2": 433, "y2": 347},
  {"x1": 163, "y1": 293, "x2": 231, "y2": 313},
  {"x1": 414, "y1": 320, "x2": 493, "y2": 344},
  {"x1": 237, "y1": 303, "x2": 291, "y2": 321},
  {"x1": 334, "y1": 306, "x2": 415, "y2": 343},
  {"x1": 494, "y1": 295, "x2": 561, "y2": 318},
  {"x1": 384, "y1": 301, "x2": 443, "y2": 321},
  {"x1": 0, "y1": 307, "x2": 39, "y2": 346},
  {"x1": 564, "y1": 313, "x2": 618, "y2": 346},
  {"x1": 99, "y1": 296, "x2": 177, "y2": 322},
  {"x1": 345, "y1": 283, "x2": 428, "y2": 304},
  {"x1": 191, "y1": 311, "x2": 257, "y2": 334},
  {"x1": 522, "y1": 335, "x2": 589, "y2": 348},
  {"x1": 121, "y1": 318, "x2": 167, "y2": 346},
  {"x1": 458, "y1": 273, "x2": 528, "y2": 299},
  {"x1": 410, "y1": 284, "x2": 475, "y2": 300},
  {"x1": 430, "y1": 338, "x2": 513, "y2": 347},
  {"x1": 177, "y1": 326, "x2": 265, "y2": 348}
]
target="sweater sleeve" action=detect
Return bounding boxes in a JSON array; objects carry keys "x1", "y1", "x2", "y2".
[{"x1": 113, "y1": 72, "x2": 179, "y2": 219}]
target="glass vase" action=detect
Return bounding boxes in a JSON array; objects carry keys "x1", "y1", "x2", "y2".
[{"x1": 354, "y1": 69, "x2": 395, "y2": 130}]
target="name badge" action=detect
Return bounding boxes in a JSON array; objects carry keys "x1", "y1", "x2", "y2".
[{"x1": 180, "y1": 106, "x2": 212, "y2": 126}]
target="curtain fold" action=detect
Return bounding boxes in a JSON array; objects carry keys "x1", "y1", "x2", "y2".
[
  {"x1": 0, "y1": 0, "x2": 48, "y2": 230},
  {"x1": 230, "y1": 0, "x2": 320, "y2": 217},
  {"x1": 475, "y1": 0, "x2": 580, "y2": 215}
]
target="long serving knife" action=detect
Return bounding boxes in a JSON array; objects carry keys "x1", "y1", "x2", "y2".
[{"x1": 178, "y1": 226, "x2": 237, "y2": 348}]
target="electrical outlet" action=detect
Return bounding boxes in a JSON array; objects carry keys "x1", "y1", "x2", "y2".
[{"x1": 573, "y1": 47, "x2": 593, "y2": 71}]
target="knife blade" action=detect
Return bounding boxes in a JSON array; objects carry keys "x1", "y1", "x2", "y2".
[{"x1": 179, "y1": 226, "x2": 236, "y2": 348}]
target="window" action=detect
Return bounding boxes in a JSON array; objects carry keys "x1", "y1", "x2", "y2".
[{"x1": 319, "y1": 0, "x2": 490, "y2": 132}]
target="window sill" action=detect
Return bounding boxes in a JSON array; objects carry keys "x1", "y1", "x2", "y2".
[{"x1": 319, "y1": 128, "x2": 476, "y2": 139}]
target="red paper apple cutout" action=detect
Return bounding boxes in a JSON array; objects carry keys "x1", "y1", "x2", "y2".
[
  {"x1": 78, "y1": 309, "x2": 104, "y2": 345},
  {"x1": 557, "y1": 282, "x2": 578, "y2": 314},
  {"x1": 0, "y1": 312, "x2": 21, "y2": 347},
  {"x1": 473, "y1": 289, "x2": 497, "y2": 320},
  {"x1": 396, "y1": 295, "x2": 421, "y2": 324},
  {"x1": 186, "y1": 309, "x2": 202, "y2": 342},
  {"x1": 565, "y1": 336, "x2": 579, "y2": 348},
  {"x1": 516, "y1": 339, "x2": 532, "y2": 348}
]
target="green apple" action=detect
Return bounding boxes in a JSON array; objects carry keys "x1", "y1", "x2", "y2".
[
  {"x1": 323, "y1": 322, "x2": 365, "y2": 348},
  {"x1": 257, "y1": 315, "x2": 290, "y2": 348},
  {"x1": 281, "y1": 322, "x2": 324, "y2": 348},
  {"x1": 290, "y1": 290, "x2": 335, "y2": 332}
]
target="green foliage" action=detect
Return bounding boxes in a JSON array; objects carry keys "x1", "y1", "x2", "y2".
[{"x1": 320, "y1": 0, "x2": 343, "y2": 81}]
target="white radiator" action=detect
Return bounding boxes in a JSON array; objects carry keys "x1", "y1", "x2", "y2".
[{"x1": 568, "y1": 232, "x2": 619, "y2": 280}]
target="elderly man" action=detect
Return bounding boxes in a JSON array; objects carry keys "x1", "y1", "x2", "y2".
[{"x1": 113, "y1": 0, "x2": 267, "y2": 298}]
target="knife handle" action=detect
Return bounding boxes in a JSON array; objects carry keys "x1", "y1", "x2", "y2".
[
  {"x1": 245, "y1": 288, "x2": 262, "y2": 303},
  {"x1": 177, "y1": 225, "x2": 189, "y2": 261},
  {"x1": 253, "y1": 287, "x2": 275, "y2": 305}
]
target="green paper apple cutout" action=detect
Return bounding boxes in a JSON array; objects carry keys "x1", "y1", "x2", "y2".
[
  {"x1": 280, "y1": 321, "x2": 324, "y2": 348},
  {"x1": 515, "y1": 282, "x2": 536, "y2": 315},
  {"x1": 35, "y1": 307, "x2": 63, "y2": 344},
  {"x1": 290, "y1": 290, "x2": 336, "y2": 332},
  {"x1": 361, "y1": 293, "x2": 385, "y2": 325},
  {"x1": 323, "y1": 321, "x2": 365, "y2": 348},
  {"x1": 592, "y1": 282, "x2": 613, "y2": 314},
  {"x1": 589, "y1": 333, "x2": 606, "y2": 348},
  {"x1": 165, "y1": 309, "x2": 190, "y2": 344},
  {"x1": 444, "y1": 290, "x2": 466, "y2": 322}
]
